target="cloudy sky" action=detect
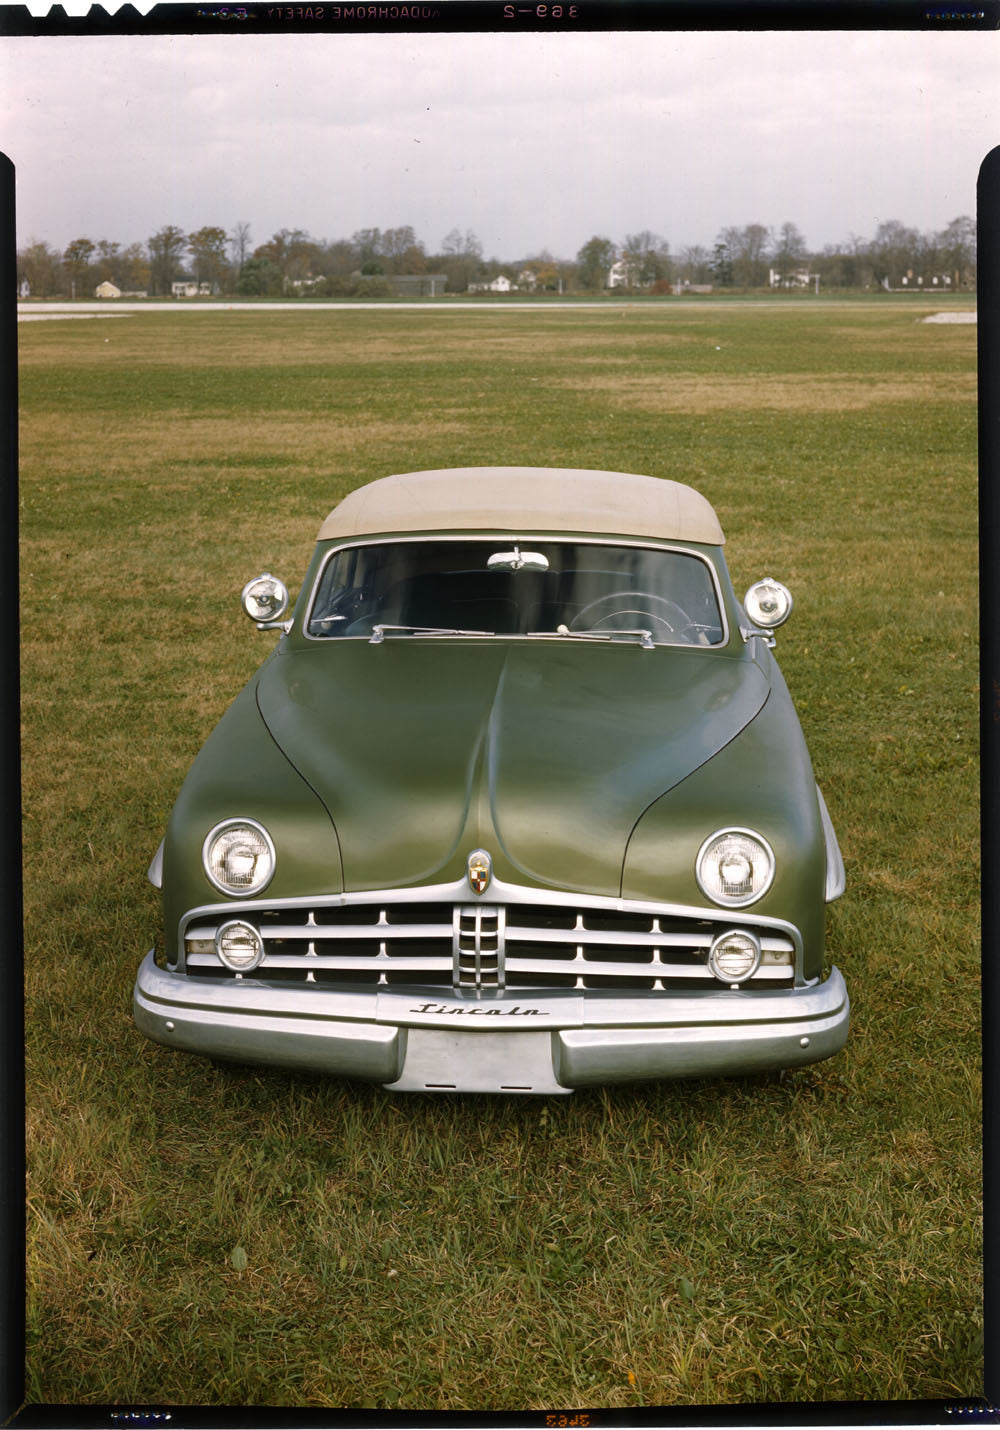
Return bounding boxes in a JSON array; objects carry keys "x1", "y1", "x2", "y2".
[{"x1": 1, "y1": 27, "x2": 996, "y2": 260}]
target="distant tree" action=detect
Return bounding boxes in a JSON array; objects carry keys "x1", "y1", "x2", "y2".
[
  {"x1": 576, "y1": 235, "x2": 616, "y2": 290},
  {"x1": 770, "y1": 222, "x2": 809, "y2": 284},
  {"x1": 378, "y1": 225, "x2": 423, "y2": 271},
  {"x1": 441, "y1": 228, "x2": 482, "y2": 259},
  {"x1": 351, "y1": 228, "x2": 383, "y2": 269},
  {"x1": 317, "y1": 238, "x2": 356, "y2": 279},
  {"x1": 437, "y1": 229, "x2": 483, "y2": 291},
  {"x1": 228, "y1": 221, "x2": 252, "y2": 283},
  {"x1": 18, "y1": 238, "x2": 63, "y2": 297},
  {"x1": 94, "y1": 239, "x2": 121, "y2": 283},
  {"x1": 744, "y1": 224, "x2": 771, "y2": 287},
  {"x1": 518, "y1": 252, "x2": 561, "y2": 291},
  {"x1": 718, "y1": 224, "x2": 770, "y2": 287},
  {"x1": 710, "y1": 241, "x2": 734, "y2": 287},
  {"x1": 938, "y1": 215, "x2": 976, "y2": 288},
  {"x1": 677, "y1": 244, "x2": 711, "y2": 286},
  {"x1": 148, "y1": 225, "x2": 187, "y2": 296},
  {"x1": 63, "y1": 237, "x2": 95, "y2": 298},
  {"x1": 118, "y1": 242, "x2": 151, "y2": 293},
  {"x1": 188, "y1": 226, "x2": 229, "y2": 289},
  {"x1": 620, "y1": 231, "x2": 671, "y2": 287},
  {"x1": 236, "y1": 255, "x2": 283, "y2": 297},
  {"x1": 251, "y1": 229, "x2": 320, "y2": 290},
  {"x1": 868, "y1": 219, "x2": 920, "y2": 289}
]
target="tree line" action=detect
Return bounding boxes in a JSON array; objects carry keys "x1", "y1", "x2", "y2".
[{"x1": 16, "y1": 215, "x2": 977, "y2": 298}]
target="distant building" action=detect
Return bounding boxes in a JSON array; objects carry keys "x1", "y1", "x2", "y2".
[
  {"x1": 468, "y1": 275, "x2": 514, "y2": 294},
  {"x1": 900, "y1": 271, "x2": 953, "y2": 289},
  {"x1": 171, "y1": 281, "x2": 214, "y2": 298},
  {"x1": 389, "y1": 274, "x2": 448, "y2": 297},
  {"x1": 769, "y1": 268, "x2": 815, "y2": 289},
  {"x1": 672, "y1": 281, "x2": 713, "y2": 295},
  {"x1": 95, "y1": 280, "x2": 122, "y2": 299}
]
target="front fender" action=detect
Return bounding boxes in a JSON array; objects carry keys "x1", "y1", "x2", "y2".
[
  {"x1": 622, "y1": 685, "x2": 827, "y2": 980},
  {"x1": 160, "y1": 677, "x2": 344, "y2": 960}
]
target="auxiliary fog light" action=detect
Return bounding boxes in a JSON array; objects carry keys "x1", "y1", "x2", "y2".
[
  {"x1": 744, "y1": 577, "x2": 793, "y2": 629},
  {"x1": 708, "y1": 929, "x2": 761, "y2": 985},
  {"x1": 215, "y1": 920, "x2": 265, "y2": 972}
]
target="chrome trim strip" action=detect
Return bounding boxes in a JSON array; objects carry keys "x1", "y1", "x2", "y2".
[
  {"x1": 178, "y1": 874, "x2": 800, "y2": 929},
  {"x1": 816, "y1": 785, "x2": 847, "y2": 903},
  {"x1": 147, "y1": 840, "x2": 165, "y2": 890},
  {"x1": 301, "y1": 535, "x2": 731, "y2": 649},
  {"x1": 183, "y1": 917, "x2": 794, "y2": 955},
  {"x1": 183, "y1": 950, "x2": 793, "y2": 981}
]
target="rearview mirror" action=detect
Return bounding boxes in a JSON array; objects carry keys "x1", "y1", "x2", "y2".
[{"x1": 487, "y1": 546, "x2": 549, "y2": 572}]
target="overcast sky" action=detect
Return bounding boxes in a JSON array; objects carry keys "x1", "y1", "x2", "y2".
[{"x1": 2, "y1": 29, "x2": 996, "y2": 259}]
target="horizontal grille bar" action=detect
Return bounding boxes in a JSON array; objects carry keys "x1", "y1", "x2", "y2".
[{"x1": 183, "y1": 894, "x2": 796, "y2": 992}]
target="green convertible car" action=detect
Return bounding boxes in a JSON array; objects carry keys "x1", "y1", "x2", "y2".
[{"x1": 133, "y1": 466, "x2": 849, "y2": 1094}]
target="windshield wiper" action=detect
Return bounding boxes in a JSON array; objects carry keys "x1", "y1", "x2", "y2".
[
  {"x1": 369, "y1": 624, "x2": 494, "y2": 643},
  {"x1": 527, "y1": 625, "x2": 655, "y2": 651}
]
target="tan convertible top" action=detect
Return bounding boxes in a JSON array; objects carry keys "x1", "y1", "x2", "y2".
[{"x1": 317, "y1": 468, "x2": 725, "y2": 545}]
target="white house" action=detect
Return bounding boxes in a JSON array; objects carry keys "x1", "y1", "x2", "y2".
[
  {"x1": 769, "y1": 268, "x2": 814, "y2": 290},
  {"x1": 95, "y1": 280, "x2": 122, "y2": 299},
  {"x1": 172, "y1": 281, "x2": 214, "y2": 298},
  {"x1": 468, "y1": 274, "x2": 514, "y2": 294}
]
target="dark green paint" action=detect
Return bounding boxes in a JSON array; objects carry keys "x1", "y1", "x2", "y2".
[
  {"x1": 256, "y1": 637, "x2": 768, "y2": 898},
  {"x1": 161, "y1": 533, "x2": 828, "y2": 976},
  {"x1": 161, "y1": 660, "x2": 343, "y2": 960}
]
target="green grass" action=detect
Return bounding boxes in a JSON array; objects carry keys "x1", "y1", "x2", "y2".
[{"x1": 18, "y1": 301, "x2": 981, "y2": 1410}]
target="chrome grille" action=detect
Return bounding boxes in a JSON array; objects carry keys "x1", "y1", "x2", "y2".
[
  {"x1": 455, "y1": 905, "x2": 505, "y2": 989},
  {"x1": 182, "y1": 888, "x2": 797, "y2": 992}
]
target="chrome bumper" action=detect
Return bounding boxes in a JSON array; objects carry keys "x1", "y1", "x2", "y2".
[{"x1": 133, "y1": 952, "x2": 849, "y2": 1094}]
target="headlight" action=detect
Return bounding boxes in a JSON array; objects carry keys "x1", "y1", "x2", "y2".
[
  {"x1": 708, "y1": 929, "x2": 761, "y2": 985},
  {"x1": 203, "y1": 819, "x2": 275, "y2": 896},
  {"x1": 215, "y1": 919, "x2": 265, "y2": 972},
  {"x1": 696, "y1": 828, "x2": 775, "y2": 907}
]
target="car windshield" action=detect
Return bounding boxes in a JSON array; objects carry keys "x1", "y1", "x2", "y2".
[{"x1": 306, "y1": 540, "x2": 726, "y2": 645}]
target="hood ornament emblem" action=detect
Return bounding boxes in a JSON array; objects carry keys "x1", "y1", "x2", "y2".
[{"x1": 467, "y1": 849, "x2": 492, "y2": 896}]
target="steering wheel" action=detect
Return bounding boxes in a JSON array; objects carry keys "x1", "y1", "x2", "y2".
[{"x1": 570, "y1": 592, "x2": 692, "y2": 638}]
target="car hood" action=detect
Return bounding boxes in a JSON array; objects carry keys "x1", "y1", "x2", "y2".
[{"x1": 256, "y1": 638, "x2": 769, "y2": 897}]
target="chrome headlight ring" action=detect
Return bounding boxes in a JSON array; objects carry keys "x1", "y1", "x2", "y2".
[
  {"x1": 215, "y1": 919, "x2": 266, "y2": 972},
  {"x1": 707, "y1": 928, "x2": 762, "y2": 985},
  {"x1": 696, "y1": 827, "x2": 776, "y2": 908},
  {"x1": 202, "y1": 818, "x2": 276, "y2": 897}
]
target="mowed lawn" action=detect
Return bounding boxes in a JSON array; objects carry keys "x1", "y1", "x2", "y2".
[{"x1": 18, "y1": 300, "x2": 981, "y2": 1410}]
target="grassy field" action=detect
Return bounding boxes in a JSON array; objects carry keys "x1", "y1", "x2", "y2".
[{"x1": 18, "y1": 300, "x2": 981, "y2": 1411}]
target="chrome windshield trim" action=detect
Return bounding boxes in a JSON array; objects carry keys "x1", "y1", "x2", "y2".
[{"x1": 301, "y1": 535, "x2": 731, "y2": 649}]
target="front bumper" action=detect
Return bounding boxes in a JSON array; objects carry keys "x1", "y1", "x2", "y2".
[{"x1": 133, "y1": 952, "x2": 849, "y2": 1094}]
